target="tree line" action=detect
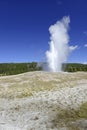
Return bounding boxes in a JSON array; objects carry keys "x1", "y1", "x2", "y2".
[
  {"x1": 63, "y1": 63, "x2": 87, "y2": 72},
  {"x1": 0, "y1": 62, "x2": 42, "y2": 76},
  {"x1": 0, "y1": 62, "x2": 87, "y2": 76}
]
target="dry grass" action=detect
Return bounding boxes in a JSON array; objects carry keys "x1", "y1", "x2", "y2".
[
  {"x1": 49, "y1": 102, "x2": 87, "y2": 130},
  {"x1": 0, "y1": 71, "x2": 87, "y2": 130},
  {"x1": 0, "y1": 71, "x2": 87, "y2": 99}
]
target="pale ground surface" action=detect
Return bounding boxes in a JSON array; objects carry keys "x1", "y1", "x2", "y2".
[{"x1": 0, "y1": 71, "x2": 87, "y2": 130}]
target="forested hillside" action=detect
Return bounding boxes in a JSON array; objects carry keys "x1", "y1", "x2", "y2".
[
  {"x1": 0, "y1": 62, "x2": 42, "y2": 75},
  {"x1": 0, "y1": 62, "x2": 87, "y2": 76},
  {"x1": 63, "y1": 63, "x2": 87, "y2": 72}
]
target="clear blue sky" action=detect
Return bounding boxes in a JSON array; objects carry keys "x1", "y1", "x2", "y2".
[{"x1": 0, "y1": 0, "x2": 87, "y2": 63}]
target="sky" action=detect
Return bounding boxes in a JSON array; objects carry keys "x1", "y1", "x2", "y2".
[{"x1": 0, "y1": 0, "x2": 87, "y2": 63}]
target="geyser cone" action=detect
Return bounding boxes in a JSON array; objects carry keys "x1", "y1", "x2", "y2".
[{"x1": 46, "y1": 16, "x2": 70, "y2": 72}]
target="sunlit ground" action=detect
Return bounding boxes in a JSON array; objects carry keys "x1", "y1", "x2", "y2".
[{"x1": 0, "y1": 71, "x2": 87, "y2": 130}]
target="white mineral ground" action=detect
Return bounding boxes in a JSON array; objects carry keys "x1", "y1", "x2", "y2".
[{"x1": 0, "y1": 71, "x2": 87, "y2": 130}]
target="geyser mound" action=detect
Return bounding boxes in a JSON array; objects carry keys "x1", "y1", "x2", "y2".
[{"x1": 46, "y1": 16, "x2": 70, "y2": 72}]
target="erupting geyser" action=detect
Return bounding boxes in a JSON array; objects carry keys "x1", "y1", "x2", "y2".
[{"x1": 46, "y1": 16, "x2": 70, "y2": 72}]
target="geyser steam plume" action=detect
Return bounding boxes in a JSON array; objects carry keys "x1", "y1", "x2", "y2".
[{"x1": 46, "y1": 16, "x2": 70, "y2": 72}]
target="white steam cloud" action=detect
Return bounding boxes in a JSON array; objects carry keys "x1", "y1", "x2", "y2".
[
  {"x1": 46, "y1": 16, "x2": 70, "y2": 72},
  {"x1": 69, "y1": 45, "x2": 78, "y2": 51}
]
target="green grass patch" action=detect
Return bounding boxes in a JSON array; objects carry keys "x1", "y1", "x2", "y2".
[
  {"x1": 52, "y1": 102, "x2": 87, "y2": 129},
  {"x1": 58, "y1": 102, "x2": 87, "y2": 120}
]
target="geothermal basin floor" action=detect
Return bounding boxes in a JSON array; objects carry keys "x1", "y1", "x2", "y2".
[{"x1": 0, "y1": 71, "x2": 87, "y2": 130}]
